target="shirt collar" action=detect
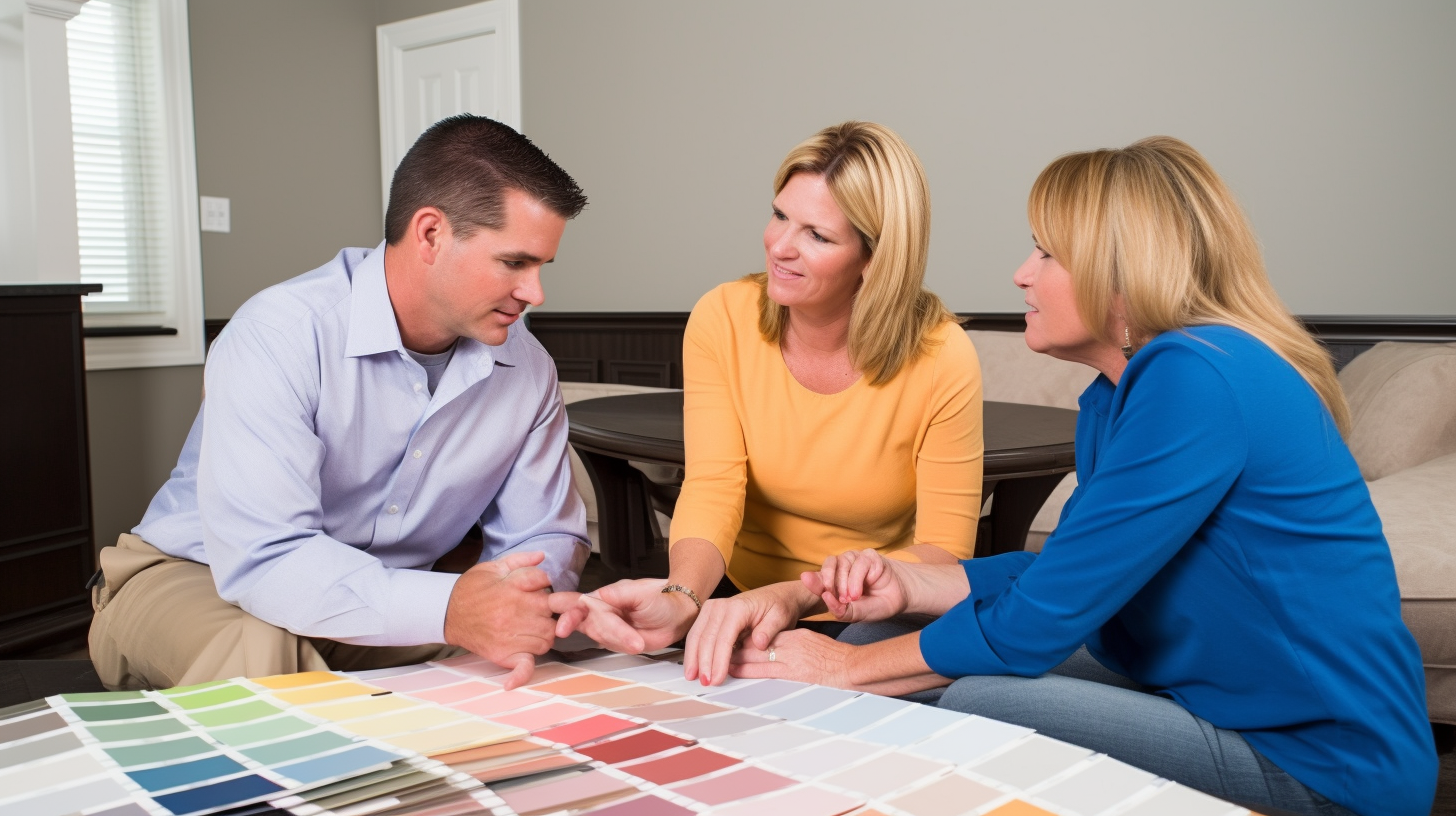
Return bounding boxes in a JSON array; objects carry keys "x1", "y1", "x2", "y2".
[{"x1": 344, "y1": 243, "x2": 404, "y2": 358}]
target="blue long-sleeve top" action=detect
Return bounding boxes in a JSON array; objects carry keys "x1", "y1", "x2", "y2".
[{"x1": 919, "y1": 326, "x2": 1435, "y2": 816}]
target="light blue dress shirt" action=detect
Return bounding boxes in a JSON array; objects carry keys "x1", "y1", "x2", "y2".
[{"x1": 134, "y1": 244, "x2": 589, "y2": 647}]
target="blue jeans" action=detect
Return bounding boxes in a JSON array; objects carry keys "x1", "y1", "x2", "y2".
[{"x1": 839, "y1": 618, "x2": 1358, "y2": 816}]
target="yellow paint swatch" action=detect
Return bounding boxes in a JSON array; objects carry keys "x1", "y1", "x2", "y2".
[
  {"x1": 251, "y1": 671, "x2": 344, "y2": 690},
  {"x1": 301, "y1": 694, "x2": 419, "y2": 721},
  {"x1": 343, "y1": 706, "x2": 469, "y2": 737},
  {"x1": 384, "y1": 720, "x2": 527, "y2": 755},
  {"x1": 272, "y1": 681, "x2": 384, "y2": 706}
]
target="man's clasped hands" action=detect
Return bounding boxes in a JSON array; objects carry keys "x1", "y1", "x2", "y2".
[{"x1": 444, "y1": 546, "x2": 936, "y2": 691}]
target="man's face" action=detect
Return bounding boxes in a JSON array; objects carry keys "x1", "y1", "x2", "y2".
[{"x1": 426, "y1": 189, "x2": 567, "y2": 346}]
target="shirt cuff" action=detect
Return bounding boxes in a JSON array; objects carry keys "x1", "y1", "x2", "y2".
[
  {"x1": 919, "y1": 551, "x2": 1037, "y2": 678},
  {"x1": 382, "y1": 568, "x2": 460, "y2": 646}
]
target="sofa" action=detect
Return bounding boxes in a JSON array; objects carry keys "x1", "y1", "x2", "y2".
[{"x1": 561, "y1": 332, "x2": 1456, "y2": 727}]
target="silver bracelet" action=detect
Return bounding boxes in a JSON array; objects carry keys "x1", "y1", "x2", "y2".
[{"x1": 660, "y1": 583, "x2": 703, "y2": 610}]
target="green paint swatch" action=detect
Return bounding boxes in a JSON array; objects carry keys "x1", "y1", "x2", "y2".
[
  {"x1": 211, "y1": 716, "x2": 314, "y2": 748},
  {"x1": 104, "y1": 736, "x2": 215, "y2": 767},
  {"x1": 87, "y1": 717, "x2": 192, "y2": 742},
  {"x1": 188, "y1": 700, "x2": 282, "y2": 727},
  {"x1": 170, "y1": 685, "x2": 254, "y2": 710},
  {"x1": 161, "y1": 680, "x2": 229, "y2": 696},
  {"x1": 70, "y1": 701, "x2": 169, "y2": 722},
  {"x1": 241, "y1": 731, "x2": 355, "y2": 765},
  {"x1": 61, "y1": 690, "x2": 146, "y2": 703}
]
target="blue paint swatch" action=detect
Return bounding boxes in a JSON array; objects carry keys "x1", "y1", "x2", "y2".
[
  {"x1": 856, "y1": 704, "x2": 968, "y2": 746},
  {"x1": 126, "y1": 754, "x2": 248, "y2": 792},
  {"x1": 909, "y1": 715, "x2": 1033, "y2": 764},
  {"x1": 272, "y1": 745, "x2": 400, "y2": 784},
  {"x1": 800, "y1": 694, "x2": 912, "y2": 734},
  {"x1": 152, "y1": 774, "x2": 285, "y2": 814},
  {"x1": 753, "y1": 686, "x2": 859, "y2": 719}
]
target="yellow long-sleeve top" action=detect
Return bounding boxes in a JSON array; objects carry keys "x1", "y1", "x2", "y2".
[{"x1": 669, "y1": 280, "x2": 984, "y2": 589}]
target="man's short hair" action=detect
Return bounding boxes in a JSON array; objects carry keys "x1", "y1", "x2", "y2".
[{"x1": 384, "y1": 115, "x2": 587, "y2": 244}]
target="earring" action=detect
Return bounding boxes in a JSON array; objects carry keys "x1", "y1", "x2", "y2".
[{"x1": 1121, "y1": 326, "x2": 1134, "y2": 360}]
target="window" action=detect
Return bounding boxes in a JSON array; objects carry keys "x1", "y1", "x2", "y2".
[{"x1": 66, "y1": 0, "x2": 204, "y2": 369}]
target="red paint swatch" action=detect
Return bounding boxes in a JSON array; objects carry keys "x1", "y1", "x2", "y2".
[
  {"x1": 670, "y1": 765, "x2": 797, "y2": 806},
  {"x1": 577, "y1": 730, "x2": 694, "y2": 765},
  {"x1": 620, "y1": 747, "x2": 740, "y2": 785},
  {"x1": 533, "y1": 714, "x2": 638, "y2": 746}
]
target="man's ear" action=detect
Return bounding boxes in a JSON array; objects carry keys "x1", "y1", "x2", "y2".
[{"x1": 411, "y1": 207, "x2": 450, "y2": 265}]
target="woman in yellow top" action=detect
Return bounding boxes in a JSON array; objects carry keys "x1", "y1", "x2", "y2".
[{"x1": 551, "y1": 121, "x2": 983, "y2": 683}]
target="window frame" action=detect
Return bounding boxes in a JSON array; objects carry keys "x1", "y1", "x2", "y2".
[{"x1": 75, "y1": 0, "x2": 204, "y2": 371}]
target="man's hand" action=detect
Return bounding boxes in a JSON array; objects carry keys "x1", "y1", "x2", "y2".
[
  {"x1": 549, "y1": 578, "x2": 698, "y2": 655},
  {"x1": 443, "y1": 551, "x2": 554, "y2": 689},
  {"x1": 802, "y1": 548, "x2": 909, "y2": 622}
]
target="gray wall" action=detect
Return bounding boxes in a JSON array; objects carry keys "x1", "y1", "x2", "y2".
[{"x1": 86, "y1": 0, "x2": 1456, "y2": 548}]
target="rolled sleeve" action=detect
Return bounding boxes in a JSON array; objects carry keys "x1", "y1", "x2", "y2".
[{"x1": 920, "y1": 551, "x2": 1037, "y2": 677}]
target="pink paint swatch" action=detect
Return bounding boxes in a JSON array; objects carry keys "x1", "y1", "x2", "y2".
[
  {"x1": 405, "y1": 679, "x2": 500, "y2": 705},
  {"x1": 528, "y1": 673, "x2": 633, "y2": 697},
  {"x1": 533, "y1": 713, "x2": 639, "y2": 747},
  {"x1": 579, "y1": 794, "x2": 695, "y2": 816},
  {"x1": 491, "y1": 702, "x2": 596, "y2": 731},
  {"x1": 670, "y1": 765, "x2": 797, "y2": 806},
  {"x1": 448, "y1": 689, "x2": 549, "y2": 717},
  {"x1": 368, "y1": 668, "x2": 467, "y2": 693},
  {"x1": 577, "y1": 729, "x2": 695, "y2": 765},
  {"x1": 709, "y1": 784, "x2": 864, "y2": 816},
  {"x1": 618, "y1": 747, "x2": 740, "y2": 785},
  {"x1": 497, "y1": 768, "x2": 637, "y2": 815}
]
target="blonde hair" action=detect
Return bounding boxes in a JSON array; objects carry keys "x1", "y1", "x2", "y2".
[
  {"x1": 1028, "y1": 136, "x2": 1351, "y2": 434},
  {"x1": 749, "y1": 121, "x2": 956, "y2": 386}
]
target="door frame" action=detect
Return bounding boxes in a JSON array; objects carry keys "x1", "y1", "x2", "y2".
[{"x1": 376, "y1": 0, "x2": 521, "y2": 211}]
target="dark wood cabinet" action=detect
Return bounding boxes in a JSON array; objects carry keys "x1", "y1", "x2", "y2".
[{"x1": 0, "y1": 283, "x2": 102, "y2": 654}]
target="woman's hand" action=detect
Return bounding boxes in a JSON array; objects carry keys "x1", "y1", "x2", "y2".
[
  {"x1": 549, "y1": 578, "x2": 699, "y2": 654},
  {"x1": 802, "y1": 548, "x2": 908, "y2": 622},
  {"x1": 683, "y1": 582, "x2": 811, "y2": 687},
  {"x1": 729, "y1": 628, "x2": 856, "y2": 688}
]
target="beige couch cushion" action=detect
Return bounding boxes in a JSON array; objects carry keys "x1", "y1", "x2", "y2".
[
  {"x1": 558, "y1": 382, "x2": 678, "y2": 550},
  {"x1": 1339, "y1": 341, "x2": 1456, "y2": 481},
  {"x1": 1368, "y1": 450, "x2": 1456, "y2": 724}
]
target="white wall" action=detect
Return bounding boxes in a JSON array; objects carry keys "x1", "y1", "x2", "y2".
[
  {"x1": 0, "y1": 8, "x2": 35, "y2": 280},
  {"x1": 520, "y1": 0, "x2": 1456, "y2": 316}
]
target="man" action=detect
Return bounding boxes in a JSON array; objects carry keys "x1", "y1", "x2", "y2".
[{"x1": 89, "y1": 115, "x2": 590, "y2": 691}]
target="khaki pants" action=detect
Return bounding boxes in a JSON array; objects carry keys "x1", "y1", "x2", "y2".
[{"x1": 89, "y1": 534, "x2": 462, "y2": 690}]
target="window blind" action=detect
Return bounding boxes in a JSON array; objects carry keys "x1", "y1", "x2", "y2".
[{"x1": 67, "y1": 0, "x2": 172, "y2": 318}]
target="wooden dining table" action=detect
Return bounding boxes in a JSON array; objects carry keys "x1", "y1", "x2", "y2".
[{"x1": 567, "y1": 392, "x2": 1077, "y2": 579}]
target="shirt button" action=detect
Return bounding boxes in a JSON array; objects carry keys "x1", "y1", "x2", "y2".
[
  {"x1": 387, "y1": 505, "x2": 399, "y2": 514},
  {"x1": 413, "y1": 450, "x2": 423, "y2": 459},
  {"x1": 413, "y1": 383, "x2": 422, "y2": 393}
]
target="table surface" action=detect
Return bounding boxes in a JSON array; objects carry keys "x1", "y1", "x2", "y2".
[{"x1": 567, "y1": 391, "x2": 1078, "y2": 479}]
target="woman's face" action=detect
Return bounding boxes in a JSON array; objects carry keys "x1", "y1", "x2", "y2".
[
  {"x1": 1013, "y1": 243, "x2": 1108, "y2": 367},
  {"x1": 763, "y1": 173, "x2": 869, "y2": 314}
]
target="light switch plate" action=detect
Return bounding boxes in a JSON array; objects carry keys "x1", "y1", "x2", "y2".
[{"x1": 200, "y1": 196, "x2": 230, "y2": 233}]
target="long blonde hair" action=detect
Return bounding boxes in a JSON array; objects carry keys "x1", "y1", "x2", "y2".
[
  {"x1": 750, "y1": 121, "x2": 956, "y2": 386},
  {"x1": 1028, "y1": 136, "x2": 1350, "y2": 434}
]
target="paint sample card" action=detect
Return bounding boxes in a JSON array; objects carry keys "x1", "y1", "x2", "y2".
[
  {"x1": 272, "y1": 744, "x2": 399, "y2": 785},
  {"x1": 342, "y1": 706, "x2": 467, "y2": 737},
  {"x1": 491, "y1": 702, "x2": 595, "y2": 731},
  {"x1": 800, "y1": 694, "x2": 911, "y2": 734},
  {"x1": 965, "y1": 736, "x2": 1094, "y2": 790},
  {"x1": 210, "y1": 715, "x2": 315, "y2": 747},
  {"x1": 6, "y1": 777, "x2": 133, "y2": 816},
  {"x1": 570, "y1": 685, "x2": 680, "y2": 709},
  {"x1": 252, "y1": 671, "x2": 343, "y2": 690},
  {"x1": 1119, "y1": 783, "x2": 1238, "y2": 816},
  {"x1": 983, "y1": 801, "x2": 1058, "y2": 816},
  {"x1": 366, "y1": 669, "x2": 469, "y2": 694},
  {"x1": 708, "y1": 783, "x2": 864, "y2": 816},
  {"x1": 386, "y1": 720, "x2": 525, "y2": 755},
  {"x1": 754, "y1": 686, "x2": 859, "y2": 720},
  {"x1": 763, "y1": 737, "x2": 883, "y2": 779},
  {"x1": 68, "y1": 700, "x2": 169, "y2": 722},
  {"x1": 703, "y1": 722, "x2": 828, "y2": 758},
  {"x1": 618, "y1": 746, "x2": 739, "y2": 785},
  {"x1": 527, "y1": 674, "x2": 633, "y2": 697},
  {"x1": 449, "y1": 689, "x2": 550, "y2": 718},
  {"x1": 669, "y1": 764, "x2": 797, "y2": 806},
  {"x1": 662, "y1": 711, "x2": 779, "y2": 739},
  {"x1": 533, "y1": 714, "x2": 638, "y2": 747},
  {"x1": 0, "y1": 731, "x2": 81, "y2": 766},
  {"x1": 151, "y1": 773, "x2": 284, "y2": 814},
  {"x1": 884, "y1": 773, "x2": 1005, "y2": 816},
  {"x1": 576, "y1": 730, "x2": 695, "y2": 764},
  {"x1": 404, "y1": 680, "x2": 500, "y2": 706},
  {"x1": 819, "y1": 750, "x2": 951, "y2": 798},
  {"x1": 579, "y1": 793, "x2": 696, "y2": 816},
  {"x1": 271, "y1": 681, "x2": 383, "y2": 706},
  {"x1": 239, "y1": 731, "x2": 356, "y2": 765},
  {"x1": 1034, "y1": 758, "x2": 1157, "y2": 816},
  {"x1": 0, "y1": 750, "x2": 111, "y2": 799},
  {"x1": 168, "y1": 684, "x2": 256, "y2": 710},
  {"x1": 908, "y1": 715, "x2": 1033, "y2": 765},
  {"x1": 302, "y1": 695, "x2": 419, "y2": 722},
  {"x1": 854, "y1": 704, "x2": 966, "y2": 746},
  {"x1": 187, "y1": 700, "x2": 284, "y2": 727},
  {"x1": 496, "y1": 767, "x2": 637, "y2": 815},
  {"x1": 86, "y1": 717, "x2": 192, "y2": 742},
  {"x1": 125, "y1": 754, "x2": 248, "y2": 792},
  {"x1": 0, "y1": 711, "x2": 66, "y2": 742},
  {"x1": 616, "y1": 699, "x2": 729, "y2": 722},
  {"x1": 603, "y1": 662, "x2": 686, "y2": 684},
  {"x1": 566, "y1": 655, "x2": 657, "y2": 673},
  {"x1": 103, "y1": 735, "x2": 214, "y2": 766},
  {"x1": 701, "y1": 679, "x2": 807, "y2": 709},
  {"x1": 521, "y1": 663, "x2": 585, "y2": 684}
]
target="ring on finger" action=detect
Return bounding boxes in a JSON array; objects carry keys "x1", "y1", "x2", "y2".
[{"x1": 768, "y1": 647, "x2": 776, "y2": 663}]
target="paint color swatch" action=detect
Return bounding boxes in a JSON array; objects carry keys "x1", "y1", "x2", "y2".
[
  {"x1": 855, "y1": 704, "x2": 966, "y2": 746},
  {"x1": 386, "y1": 720, "x2": 524, "y2": 754},
  {"x1": 169, "y1": 684, "x2": 255, "y2": 709},
  {"x1": 909, "y1": 716, "x2": 1034, "y2": 765},
  {"x1": 68, "y1": 700, "x2": 169, "y2": 722},
  {"x1": 576, "y1": 729, "x2": 695, "y2": 764},
  {"x1": 496, "y1": 768, "x2": 637, "y2": 815},
  {"x1": 702, "y1": 679, "x2": 807, "y2": 709},
  {"x1": 966, "y1": 736, "x2": 1094, "y2": 789},
  {"x1": 571, "y1": 685, "x2": 681, "y2": 709},
  {"x1": 616, "y1": 699, "x2": 729, "y2": 722},
  {"x1": 302, "y1": 694, "x2": 419, "y2": 721},
  {"x1": 367, "y1": 669, "x2": 470, "y2": 693},
  {"x1": 187, "y1": 700, "x2": 283, "y2": 727},
  {"x1": 533, "y1": 713, "x2": 638, "y2": 747},
  {"x1": 618, "y1": 746, "x2": 739, "y2": 785},
  {"x1": 663, "y1": 711, "x2": 779, "y2": 739},
  {"x1": 1120, "y1": 784, "x2": 1237, "y2": 816},
  {"x1": 239, "y1": 731, "x2": 356, "y2": 764},
  {"x1": 405, "y1": 680, "x2": 500, "y2": 705},
  {"x1": 271, "y1": 681, "x2": 383, "y2": 706},
  {"x1": 491, "y1": 702, "x2": 595, "y2": 731},
  {"x1": 0, "y1": 712, "x2": 65, "y2": 742},
  {"x1": 0, "y1": 731, "x2": 81, "y2": 766},
  {"x1": 527, "y1": 674, "x2": 633, "y2": 697},
  {"x1": 520, "y1": 663, "x2": 584, "y2": 684},
  {"x1": 819, "y1": 751, "x2": 951, "y2": 798},
  {"x1": 708, "y1": 783, "x2": 864, "y2": 816},
  {"x1": 885, "y1": 773, "x2": 1005, "y2": 816},
  {"x1": 342, "y1": 706, "x2": 468, "y2": 736},
  {"x1": 151, "y1": 773, "x2": 284, "y2": 813},
  {"x1": 669, "y1": 765, "x2": 797, "y2": 805},
  {"x1": 1034, "y1": 758, "x2": 1158, "y2": 815},
  {"x1": 604, "y1": 662, "x2": 686, "y2": 684},
  {"x1": 125, "y1": 754, "x2": 248, "y2": 792},
  {"x1": 984, "y1": 801, "x2": 1058, "y2": 816},
  {"x1": 210, "y1": 715, "x2": 315, "y2": 747},
  {"x1": 704, "y1": 722, "x2": 828, "y2": 757},
  {"x1": 449, "y1": 689, "x2": 549, "y2": 718},
  {"x1": 754, "y1": 686, "x2": 859, "y2": 719},
  {"x1": 252, "y1": 671, "x2": 343, "y2": 689},
  {"x1": 86, "y1": 717, "x2": 192, "y2": 742},
  {"x1": 567, "y1": 655, "x2": 657, "y2": 673},
  {"x1": 763, "y1": 737, "x2": 883, "y2": 779},
  {"x1": 579, "y1": 793, "x2": 696, "y2": 816},
  {"x1": 800, "y1": 694, "x2": 911, "y2": 734},
  {"x1": 103, "y1": 735, "x2": 214, "y2": 766}
]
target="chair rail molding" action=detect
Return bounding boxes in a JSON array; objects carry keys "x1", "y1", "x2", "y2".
[{"x1": 376, "y1": 0, "x2": 521, "y2": 213}]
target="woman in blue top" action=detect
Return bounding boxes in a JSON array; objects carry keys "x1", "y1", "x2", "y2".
[{"x1": 726, "y1": 137, "x2": 1436, "y2": 816}]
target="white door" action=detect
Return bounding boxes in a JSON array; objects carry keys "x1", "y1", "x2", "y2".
[{"x1": 376, "y1": 0, "x2": 520, "y2": 209}]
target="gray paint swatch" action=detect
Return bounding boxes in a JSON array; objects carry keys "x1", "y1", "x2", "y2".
[
  {"x1": 0, "y1": 731, "x2": 82, "y2": 766},
  {"x1": 965, "y1": 735, "x2": 1093, "y2": 789},
  {"x1": 908, "y1": 715, "x2": 1033, "y2": 764},
  {"x1": 753, "y1": 686, "x2": 859, "y2": 720},
  {"x1": 1036, "y1": 758, "x2": 1158, "y2": 815},
  {"x1": 665, "y1": 711, "x2": 779, "y2": 739}
]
